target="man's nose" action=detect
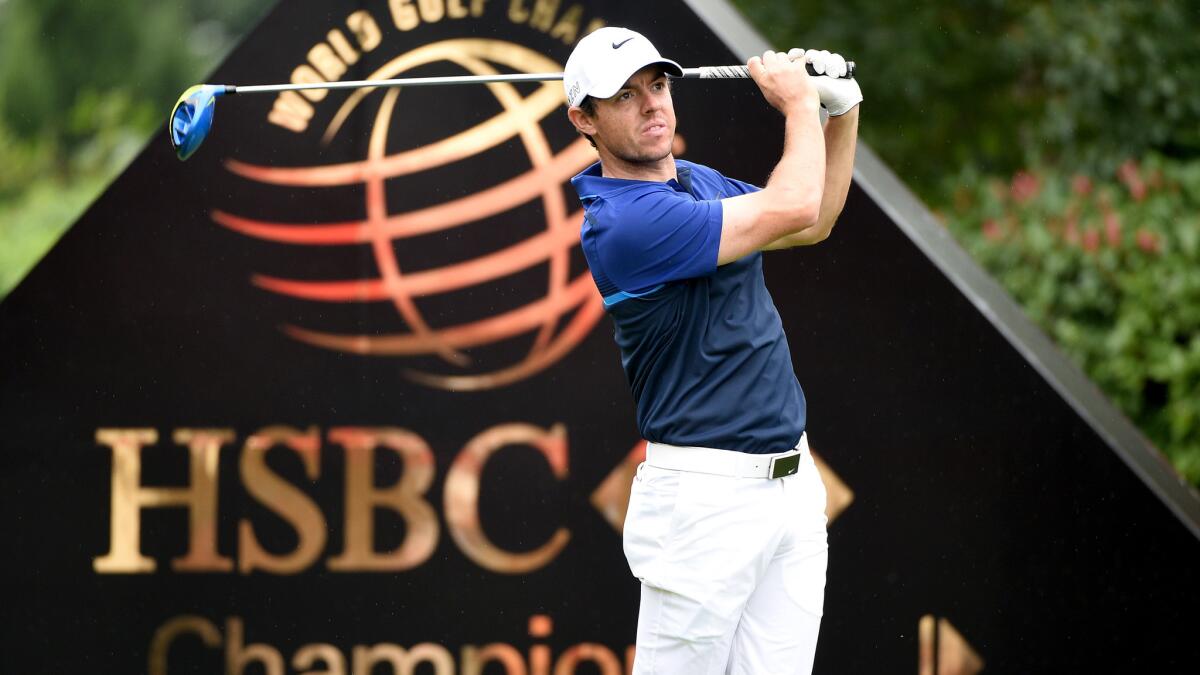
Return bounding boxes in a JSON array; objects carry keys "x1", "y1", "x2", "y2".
[{"x1": 641, "y1": 91, "x2": 660, "y2": 114}]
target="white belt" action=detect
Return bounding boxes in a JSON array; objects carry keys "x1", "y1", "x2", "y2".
[{"x1": 645, "y1": 434, "x2": 808, "y2": 480}]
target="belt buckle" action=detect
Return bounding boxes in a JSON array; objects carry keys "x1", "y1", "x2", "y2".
[{"x1": 768, "y1": 450, "x2": 802, "y2": 479}]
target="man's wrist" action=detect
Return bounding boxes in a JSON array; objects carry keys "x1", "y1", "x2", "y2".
[
  {"x1": 784, "y1": 98, "x2": 821, "y2": 118},
  {"x1": 827, "y1": 104, "x2": 860, "y2": 121}
]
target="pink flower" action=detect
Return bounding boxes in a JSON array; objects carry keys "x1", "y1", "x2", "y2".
[
  {"x1": 1064, "y1": 216, "x2": 1080, "y2": 245},
  {"x1": 1118, "y1": 159, "x2": 1147, "y2": 202},
  {"x1": 1071, "y1": 175, "x2": 1093, "y2": 196},
  {"x1": 1082, "y1": 229, "x2": 1100, "y2": 252},
  {"x1": 1104, "y1": 212, "x2": 1122, "y2": 247},
  {"x1": 1135, "y1": 229, "x2": 1160, "y2": 254},
  {"x1": 982, "y1": 219, "x2": 1003, "y2": 241},
  {"x1": 1117, "y1": 160, "x2": 1139, "y2": 185},
  {"x1": 1011, "y1": 171, "x2": 1040, "y2": 203}
]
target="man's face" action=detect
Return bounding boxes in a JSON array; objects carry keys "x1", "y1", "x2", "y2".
[{"x1": 585, "y1": 66, "x2": 676, "y2": 165}]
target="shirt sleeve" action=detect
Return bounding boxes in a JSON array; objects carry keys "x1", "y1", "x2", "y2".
[
  {"x1": 594, "y1": 187, "x2": 723, "y2": 293},
  {"x1": 720, "y1": 173, "x2": 763, "y2": 197}
]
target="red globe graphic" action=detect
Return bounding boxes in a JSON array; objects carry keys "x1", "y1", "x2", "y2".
[{"x1": 211, "y1": 39, "x2": 608, "y2": 390}]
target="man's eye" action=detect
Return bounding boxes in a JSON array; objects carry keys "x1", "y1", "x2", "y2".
[{"x1": 619, "y1": 92, "x2": 632, "y2": 101}]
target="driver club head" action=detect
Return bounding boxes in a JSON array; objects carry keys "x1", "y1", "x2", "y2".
[{"x1": 169, "y1": 85, "x2": 228, "y2": 161}]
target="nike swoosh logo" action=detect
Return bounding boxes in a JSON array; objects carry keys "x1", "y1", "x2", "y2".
[{"x1": 612, "y1": 37, "x2": 635, "y2": 49}]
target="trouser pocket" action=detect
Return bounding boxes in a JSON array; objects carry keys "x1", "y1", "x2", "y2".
[{"x1": 622, "y1": 463, "x2": 684, "y2": 586}]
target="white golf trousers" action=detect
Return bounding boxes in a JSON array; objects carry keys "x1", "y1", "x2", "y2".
[{"x1": 623, "y1": 437, "x2": 829, "y2": 675}]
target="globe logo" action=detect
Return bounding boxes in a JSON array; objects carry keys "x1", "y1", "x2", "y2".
[{"x1": 212, "y1": 39, "x2": 604, "y2": 390}]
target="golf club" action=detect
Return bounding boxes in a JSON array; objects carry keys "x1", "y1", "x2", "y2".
[{"x1": 169, "y1": 61, "x2": 855, "y2": 161}]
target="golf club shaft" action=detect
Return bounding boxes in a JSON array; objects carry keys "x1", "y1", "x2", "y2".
[{"x1": 226, "y1": 62, "x2": 855, "y2": 95}]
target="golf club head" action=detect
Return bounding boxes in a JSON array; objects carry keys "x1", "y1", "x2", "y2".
[{"x1": 169, "y1": 85, "x2": 228, "y2": 161}]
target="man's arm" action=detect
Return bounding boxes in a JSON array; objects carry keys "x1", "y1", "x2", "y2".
[
  {"x1": 716, "y1": 50, "x2": 825, "y2": 266},
  {"x1": 763, "y1": 105, "x2": 858, "y2": 249}
]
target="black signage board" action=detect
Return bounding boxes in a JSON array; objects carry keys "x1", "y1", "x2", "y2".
[{"x1": 2, "y1": 0, "x2": 1196, "y2": 672}]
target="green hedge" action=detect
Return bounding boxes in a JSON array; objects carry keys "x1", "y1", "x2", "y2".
[
  {"x1": 941, "y1": 155, "x2": 1200, "y2": 483},
  {"x1": 732, "y1": 0, "x2": 1200, "y2": 486},
  {"x1": 731, "y1": 0, "x2": 1200, "y2": 201},
  {"x1": 0, "y1": 0, "x2": 267, "y2": 297}
]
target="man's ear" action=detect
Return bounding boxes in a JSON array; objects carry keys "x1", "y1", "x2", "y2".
[{"x1": 567, "y1": 106, "x2": 597, "y2": 137}]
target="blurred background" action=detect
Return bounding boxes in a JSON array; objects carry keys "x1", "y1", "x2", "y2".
[{"x1": 1, "y1": 0, "x2": 1197, "y2": 485}]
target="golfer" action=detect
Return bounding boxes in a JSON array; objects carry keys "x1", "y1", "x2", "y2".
[{"x1": 564, "y1": 27, "x2": 860, "y2": 675}]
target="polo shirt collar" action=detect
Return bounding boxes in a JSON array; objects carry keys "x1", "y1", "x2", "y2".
[{"x1": 571, "y1": 161, "x2": 693, "y2": 202}]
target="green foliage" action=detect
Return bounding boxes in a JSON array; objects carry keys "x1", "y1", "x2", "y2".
[
  {"x1": 731, "y1": 0, "x2": 1200, "y2": 200},
  {"x1": 0, "y1": 171, "x2": 111, "y2": 293},
  {"x1": 0, "y1": 0, "x2": 265, "y2": 151},
  {"x1": 731, "y1": 0, "x2": 1024, "y2": 194},
  {"x1": 941, "y1": 156, "x2": 1200, "y2": 483},
  {"x1": 734, "y1": 0, "x2": 1200, "y2": 484},
  {"x1": 1015, "y1": 1, "x2": 1200, "y2": 174},
  {"x1": 0, "y1": 0, "x2": 268, "y2": 298},
  {"x1": 0, "y1": 91, "x2": 152, "y2": 289}
]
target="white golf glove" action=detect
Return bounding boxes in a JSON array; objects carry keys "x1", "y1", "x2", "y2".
[{"x1": 789, "y1": 48, "x2": 862, "y2": 116}]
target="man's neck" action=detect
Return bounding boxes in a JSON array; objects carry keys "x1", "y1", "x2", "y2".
[{"x1": 598, "y1": 149, "x2": 676, "y2": 183}]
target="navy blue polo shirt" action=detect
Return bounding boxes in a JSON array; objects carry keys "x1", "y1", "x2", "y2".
[{"x1": 572, "y1": 159, "x2": 806, "y2": 454}]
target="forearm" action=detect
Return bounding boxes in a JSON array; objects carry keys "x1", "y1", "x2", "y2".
[
  {"x1": 765, "y1": 106, "x2": 858, "y2": 248},
  {"x1": 816, "y1": 106, "x2": 858, "y2": 233},
  {"x1": 763, "y1": 103, "x2": 827, "y2": 230},
  {"x1": 716, "y1": 51, "x2": 829, "y2": 265}
]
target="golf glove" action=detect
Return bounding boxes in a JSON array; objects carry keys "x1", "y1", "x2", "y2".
[{"x1": 805, "y1": 49, "x2": 862, "y2": 116}]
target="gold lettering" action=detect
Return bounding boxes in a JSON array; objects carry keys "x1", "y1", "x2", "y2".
[
  {"x1": 529, "y1": 615, "x2": 553, "y2": 638},
  {"x1": 508, "y1": 0, "x2": 529, "y2": 23},
  {"x1": 294, "y1": 643, "x2": 347, "y2": 675},
  {"x1": 417, "y1": 0, "x2": 446, "y2": 22},
  {"x1": 226, "y1": 617, "x2": 284, "y2": 675},
  {"x1": 448, "y1": 0, "x2": 470, "y2": 19},
  {"x1": 445, "y1": 423, "x2": 570, "y2": 574},
  {"x1": 530, "y1": 644, "x2": 550, "y2": 675},
  {"x1": 172, "y1": 429, "x2": 234, "y2": 571},
  {"x1": 292, "y1": 65, "x2": 329, "y2": 102},
  {"x1": 94, "y1": 428, "x2": 233, "y2": 573},
  {"x1": 554, "y1": 644, "x2": 621, "y2": 675},
  {"x1": 461, "y1": 644, "x2": 527, "y2": 675},
  {"x1": 148, "y1": 615, "x2": 221, "y2": 675},
  {"x1": 268, "y1": 91, "x2": 314, "y2": 132},
  {"x1": 472, "y1": 0, "x2": 488, "y2": 17},
  {"x1": 238, "y1": 426, "x2": 327, "y2": 575},
  {"x1": 309, "y1": 43, "x2": 348, "y2": 82},
  {"x1": 327, "y1": 427, "x2": 438, "y2": 571},
  {"x1": 582, "y1": 18, "x2": 604, "y2": 37},
  {"x1": 529, "y1": 615, "x2": 551, "y2": 675},
  {"x1": 390, "y1": 0, "x2": 420, "y2": 31},
  {"x1": 94, "y1": 429, "x2": 158, "y2": 573},
  {"x1": 352, "y1": 643, "x2": 454, "y2": 675},
  {"x1": 529, "y1": 0, "x2": 560, "y2": 31},
  {"x1": 549, "y1": 4, "x2": 583, "y2": 44},
  {"x1": 327, "y1": 29, "x2": 360, "y2": 65},
  {"x1": 347, "y1": 10, "x2": 382, "y2": 51}
]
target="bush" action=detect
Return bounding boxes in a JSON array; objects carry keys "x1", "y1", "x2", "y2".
[
  {"x1": 1015, "y1": 1, "x2": 1200, "y2": 174},
  {"x1": 941, "y1": 155, "x2": 1200, "y2": 483},
  {"x1": 734, "y1": 0, "x2": 1200, "y2": 485},
  {"x1": 731, "y1": 0, "x2": 1200, "y2": 201},
  {"x1": 0, "y1": 0, "x2": 269, "y2": 298}
]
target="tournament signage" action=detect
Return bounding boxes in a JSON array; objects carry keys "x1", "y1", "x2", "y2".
[{"x1": 2, "y1": 0, "x2": 1197, "y2": 673}]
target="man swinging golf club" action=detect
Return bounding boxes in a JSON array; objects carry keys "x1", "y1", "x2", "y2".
[{"x1": 565, "y1": 27, "x2": 861, "y2": 675}]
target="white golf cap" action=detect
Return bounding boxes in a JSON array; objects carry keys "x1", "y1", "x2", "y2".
[{"x1": 564, "y1": 27, "x2": 684, "y2": 108}]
